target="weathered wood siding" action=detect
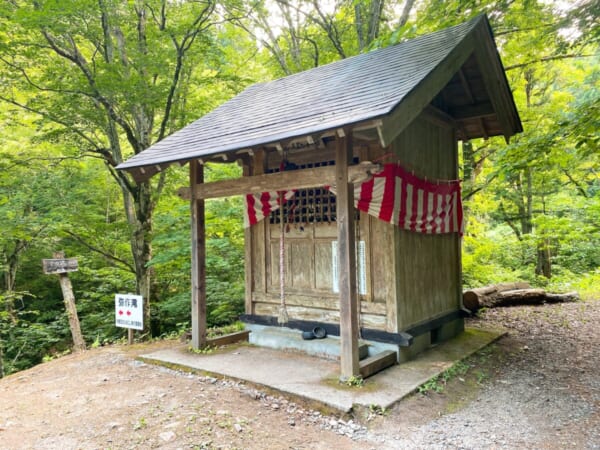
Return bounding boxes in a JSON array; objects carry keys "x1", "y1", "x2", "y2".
[
  {"x1": 245, "y1": 112, "x2": 461, "y2": 333},
  {"x1": 254, "y1": 219, "x2": 388, "y2": 330},
  {"x1": 391, "y1": 115, "x2": 461, "y2": 331}
]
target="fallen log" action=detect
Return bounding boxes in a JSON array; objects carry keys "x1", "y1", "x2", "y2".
[
  {"x1": 544, "y1": 292, "x2": 580, "y2": 303},
  {"x1": 463, "y1": 284, "x2": 579, "y2": 312},
  {"x1": 463, "y1": 282, "x2": 531, "y2": 311}
]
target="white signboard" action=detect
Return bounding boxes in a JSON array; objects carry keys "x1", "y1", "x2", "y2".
[{"x1": 115, "y1": 294, "x2": 144, "y2": 330}]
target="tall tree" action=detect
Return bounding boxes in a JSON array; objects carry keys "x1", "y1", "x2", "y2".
[
  {"x1": 0, "y1": 0, "x2": 229, "y2": 332},
  {"x1": 233, "y1": 0, "x2": 418, "y2": 75}
]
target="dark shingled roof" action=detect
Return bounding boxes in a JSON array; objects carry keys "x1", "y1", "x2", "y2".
[{"x1": 118, "y1": 15, "x2": 519, "y2": 175}]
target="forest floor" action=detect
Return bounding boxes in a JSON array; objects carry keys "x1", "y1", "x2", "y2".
[{"x1": 1, "y1": 299, "x2": 599, "y2": 449}]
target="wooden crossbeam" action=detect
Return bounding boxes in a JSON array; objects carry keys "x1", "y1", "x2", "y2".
[
  {"x1": 177, "y1": 162, "x2": 381, "y2": 200},
  {"x1": 423, "y1": 105, "x2": 458, "y2": 129},
  {"x1": 449, "y1": 101, "x2": 495, "y2": 120}
]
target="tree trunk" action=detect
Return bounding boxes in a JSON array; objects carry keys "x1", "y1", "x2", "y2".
[
  {"x1": 535, "y1": 244, "x2": 552, "y2": 278},
  {"x1": 463, "y1": 282, "x2": 531, "y2": 311},
  {"x1": 463, "y1": 284, "x2": 579, "y2": 311},
  {"x1": 125, "y1": 181, "x2": 154, "y2": 336}
]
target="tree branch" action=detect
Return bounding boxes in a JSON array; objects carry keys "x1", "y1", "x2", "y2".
[
  {"x1": 561, "y1": 169, "x2": 589, "y2": 198},
  {"x1": 62, "y1": 230, "x2": 135, "y2": 273},
  {"x1": 41, "y1": 30, "x2": 142, "y2": 154},
  {"x1": 505, "y1": 53, "x2": 596, "y2": 71},
  {"x1": 0, "y1": 94, "x2": 103, "y2": 151},
  {"x1": 498, "y1": 201, "x2": 522, "y2": 240},
  {"x1": 0, "y1": 56, "x2": 97, "y2": 100},
  {"x1": 495, "y1": 23, "x2": 557, "y2": 36},
  {"x1": 158, "y1": 1, "x2": 216, "y2": 141}
]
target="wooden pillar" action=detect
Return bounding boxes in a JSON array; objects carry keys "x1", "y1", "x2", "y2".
[
  {"x1": 190, "y1": 160, "x2": 207, "y2": 349},
  {"x1": 335, "y1": 131, "x2": 360, "y2": 379},
  {"x1": 243, "y1": 150, "x2": 265, "y2": 315},
  {"x1": 453, "y1": 130, "x2": 464, "y2": 310},
  {"x1": 243, "y1": 160, "x2": 253, "y2": 315}
]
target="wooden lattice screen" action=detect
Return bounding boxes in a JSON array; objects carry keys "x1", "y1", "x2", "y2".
[{"x1": 268, "y1": 158, "x2": 359, "y2": 225}]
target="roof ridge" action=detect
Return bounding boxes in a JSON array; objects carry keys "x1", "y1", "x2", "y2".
[
  {"x1": 118, "y1": 14, "x2": 524, "y2": 178},
  {"x1": 261, "y1": 14, "x2": 486, "y2": 87}
]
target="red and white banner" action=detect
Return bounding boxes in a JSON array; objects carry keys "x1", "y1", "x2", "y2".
[
  {"x1": 243, "y1": 164, "x2": 462, "y2": 235},
  {"x1": 244, "y1": 190, "x2": 296, "y2": 228},
  {"x1": 353, "y1": 164, "x2": 462, "y2": 234}
]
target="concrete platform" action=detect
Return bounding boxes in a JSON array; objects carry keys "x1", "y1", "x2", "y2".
[
  {"x1": 245, "y1": 323, "x2": 392, "y2": 360},
  {"x1": 139, "y1": 327, "x2": 504, "y2": 413}
]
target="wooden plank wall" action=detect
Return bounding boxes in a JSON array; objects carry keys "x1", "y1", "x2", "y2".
[
  {"x1": 391, "y1": 115, "x2": 461, "y2": 331},
  {"x1": 245, "y1": 114, "x2": 461, "y2": 334},
  {"x1": 245, "y1": 144, "x2": 390, "y2": 331},
  {"x1": 254, "y1": 221, "x2": 388, "y2": 330}
]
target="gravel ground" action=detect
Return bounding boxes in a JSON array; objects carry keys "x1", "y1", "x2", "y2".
[
  {"x1": 367, "y1": 299, "x2": 600, "y2": 449},
  {"x1": 0, "y1": 299, "x2": 598, "y2": 449}
]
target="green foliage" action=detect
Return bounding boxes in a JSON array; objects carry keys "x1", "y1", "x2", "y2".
[
  {"x1": 0, "y1": 291, "x2": 68, "y2": 375},
  {"x1": 368, "y1": 403, "x2": 388, "y2": 416},
  {"x1": 342, "y1": 375, "x2": 365, "y2": 388},
  {"x1": 1, "y1": 0, "x2": 598, "y2": 377},
  {"x1": 148, "y1": 164, "x2": 245, "y2": 335},
  {"x1": 418, "y1": 361, "x2": 471, "y2": 394},
  {"x1": 207, "y1": 321, "x2": 245, "y2": 338},
  {"x1": 188, "y1": 344, "x2": 216, "y2": 355}
]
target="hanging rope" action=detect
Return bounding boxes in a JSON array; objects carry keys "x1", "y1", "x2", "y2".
[
  {"x1": 356, "y1": 213, "x2": 363, "y2": 341},
  {"x1": 277, "y1": 191, "x2": 289, "y2": 325},
  {"x1": 278, "y1": 190, "x2": 289, "y2": 325}
]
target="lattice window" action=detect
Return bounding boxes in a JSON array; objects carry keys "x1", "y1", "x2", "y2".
[{"x1": 268, "y1": 158, "x2": 359, "y2": 225}]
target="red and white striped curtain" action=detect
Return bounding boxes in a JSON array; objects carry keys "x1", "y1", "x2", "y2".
[
  {"x1": 243, "y1": 190, "x2": 296, "y2": 228},
  {"x1": 354, "y1": 163, "x2": 463, "y2": 234},
  {"x1": 244, "y1": 164, "x2": 463, "y2": 235}
]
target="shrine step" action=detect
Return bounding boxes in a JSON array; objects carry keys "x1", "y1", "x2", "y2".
[
  {"x1": 246, "y1": 324, "x2": 370, "y2": 361},
  {"x1": 359, "y1": 350, "x2": 397, "y2": 378}
]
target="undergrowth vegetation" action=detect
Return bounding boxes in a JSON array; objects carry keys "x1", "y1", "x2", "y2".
[{"x1": 0, "y1": 0, "x2": 598, "y2": 376}]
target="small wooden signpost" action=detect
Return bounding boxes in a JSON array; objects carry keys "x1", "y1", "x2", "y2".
[{"x1": 43, "y1": 251, "x2": 86, "y2": 352}]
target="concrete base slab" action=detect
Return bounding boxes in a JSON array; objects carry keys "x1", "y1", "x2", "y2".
[
  {"x1": 246, "y1": 324, "x2": 388, "y2": 361},
  {"x1": 139, "y1": 327, "x2": 504, "y2": 413}
]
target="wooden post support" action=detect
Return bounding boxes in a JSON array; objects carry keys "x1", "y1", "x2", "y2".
[
  {"x1": 335, "y1": 131, "x2": 360, "y2": 379},
  {"x1": 127, "y1": 329, "x2": 134, "y2": 345},
  {"x1": 190, "y1": 160, "x2": 207, "y2": 349},
  {"x1": 51, "y1": 251, "x2": 86, "y2": 353}
]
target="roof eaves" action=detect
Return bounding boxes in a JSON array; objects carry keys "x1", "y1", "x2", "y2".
[
  {"x1": 472, "y1": 16, "x2": 523, "y2": 140},
  {"x1": 379, "y1": 18, "x2": 481, "y2": 146}
]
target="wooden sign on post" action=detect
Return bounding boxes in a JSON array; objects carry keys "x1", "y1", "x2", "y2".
[
  {"x1": 42, "y1": 258, "x2": 79, "y2": 275},
  {"x1": 44, "y1": 252, "x2": 86, "y2": 353}
]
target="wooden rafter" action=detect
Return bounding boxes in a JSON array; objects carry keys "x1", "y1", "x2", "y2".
[
  {"x1": 458, "y1": 67, "x2": 489, "y2": 139},
  {"x1": 457, "y1": 68, "x2": 475, "y2": 103}
]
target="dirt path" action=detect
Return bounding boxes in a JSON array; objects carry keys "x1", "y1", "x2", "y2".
[
  {"x1": 369, "y1": 299, "x2": 600, "y2": 449},
  {"x1": 1, "y1": 300, "x2": 599, "y2": 449}
]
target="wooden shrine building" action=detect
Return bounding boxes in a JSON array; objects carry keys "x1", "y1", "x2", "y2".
[{"x1": 118, "y1": 15, "x2": 521, "y2": 379}]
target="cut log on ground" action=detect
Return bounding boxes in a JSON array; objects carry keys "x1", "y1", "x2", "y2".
[
  {"x1": 463, "y1": 282, "x2": 531, "y2": 311},
  {"x1": 463, "y1": 283, "x2": 579, "y2": 312}
]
